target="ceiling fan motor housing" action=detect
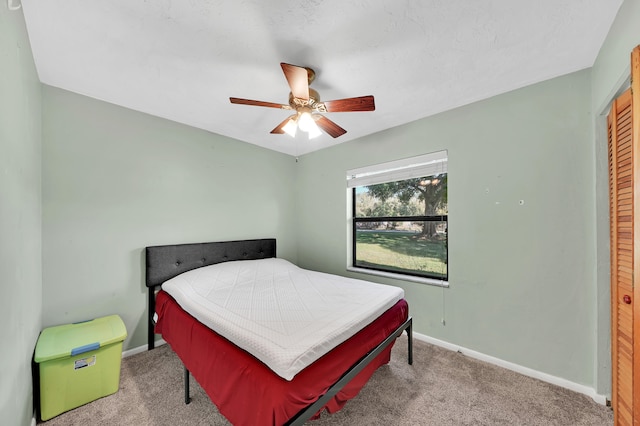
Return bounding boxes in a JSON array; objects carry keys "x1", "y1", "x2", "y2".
[{"x1": 289, "y1": 88, "x2": 323, "y2": 111}]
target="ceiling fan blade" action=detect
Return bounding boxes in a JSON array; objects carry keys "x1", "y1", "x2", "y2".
[
  {"x1": 230, "y1": 97, "x2": 290, "y2": 109},
  {"x1": 320, "y1": 95, "x2": 375, "y2": 112},
  {"x1": 315, "y1": 115, "x2": 347, "y2": 138},
  {"x1": 280, "y1": 63, "x2": 309, "y2": 100},
  {"x1": 270, "y1": 116, "x2": 293, "y2": 134}
]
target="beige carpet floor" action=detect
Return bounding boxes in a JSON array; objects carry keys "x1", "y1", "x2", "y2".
[{"x1": 37, "y1": 335, "x2": 613, "y2": 425}]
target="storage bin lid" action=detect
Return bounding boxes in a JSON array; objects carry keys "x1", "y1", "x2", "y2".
[{"x1": 35, "y1": 315, "x2": 127, "y2": 363}]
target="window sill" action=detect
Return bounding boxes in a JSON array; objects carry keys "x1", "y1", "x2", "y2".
[{"x1": 346, "y1": 266, "x2": 449, "y2": 288}]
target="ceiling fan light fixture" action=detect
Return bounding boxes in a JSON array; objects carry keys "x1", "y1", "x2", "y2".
[
  {"x1": 297, "y1": 110, "x2": 314, "y2": 132},
  {"x1": 307, "y1": 121, "x2": 322, "y2": 139},
  {"x1": 297, "y1": 109, "x2": 322, "y2": 139},
  {"x1": 282, "y1": 117, "x2": 298, "y2": 137}
]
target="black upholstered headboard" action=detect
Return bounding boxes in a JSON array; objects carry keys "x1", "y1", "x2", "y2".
[
  {"x1": 145, "y1": 238, "x2": 276, "y2": 348},
  {"x1": 145, "y1": 238, "x2": 276, "y2": 287}
]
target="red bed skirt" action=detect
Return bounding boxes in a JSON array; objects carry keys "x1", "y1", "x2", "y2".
[{"x1": 155, "y1": 290, "x2": 409, "y2": 426}]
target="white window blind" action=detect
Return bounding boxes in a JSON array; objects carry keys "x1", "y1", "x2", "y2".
[{"x1": 346, "y1": 150, "x2": 448, "y2": 188}]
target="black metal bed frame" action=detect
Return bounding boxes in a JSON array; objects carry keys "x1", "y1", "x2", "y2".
[{"x1": 145, "y1": 238, "x2": 413, "y2": 425}]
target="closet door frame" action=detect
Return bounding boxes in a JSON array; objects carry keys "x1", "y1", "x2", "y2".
[{"x1": 609, "y1": 44, "x2": 640, "y2": 426}]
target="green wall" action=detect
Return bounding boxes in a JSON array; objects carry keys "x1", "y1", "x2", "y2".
[
  {"x1": 0, "y1": 5, "x2": 42, "y2": 426},
  {"x1": 41, "y1": 86, "x2": 298, "y2": 350},
  {"x1": 296, "y1": 70, "x2": 598, "y2": 388}
]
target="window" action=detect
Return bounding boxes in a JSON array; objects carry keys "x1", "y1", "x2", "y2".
[{"x1": 347, "y1": 151, "x2": 448, "y2": 283}]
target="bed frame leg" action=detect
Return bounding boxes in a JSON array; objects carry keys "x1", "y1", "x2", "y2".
[
  {"x1": 184, "y1": 366, "x2": 191, "y2": 404},
  {"x1": 406, "y1": 317, "x2": 413, "y2": 365},
  {"x1": 148, "y1": 288, "x2": 156, "y2": 350}
]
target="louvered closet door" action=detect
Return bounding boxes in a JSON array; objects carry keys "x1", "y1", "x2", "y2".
[
  {"x1": 608, "y1": 44, "x2": 640, "y2": 426},
  {"x1": 609, "y1": 88, "x2": 634, "y2": 426}
]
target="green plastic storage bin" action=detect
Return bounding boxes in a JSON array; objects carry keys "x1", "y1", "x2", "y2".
[{"x1": 34, "y1": 314, "x2": 127, "y2": 421}]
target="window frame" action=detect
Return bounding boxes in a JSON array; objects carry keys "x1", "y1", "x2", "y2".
[{"x1": 346, "y1": 151, "x2": 449, "y2": 287}]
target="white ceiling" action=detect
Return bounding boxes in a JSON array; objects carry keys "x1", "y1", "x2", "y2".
[{"x1": 21, "y1": 0, "x2": 622, "y2": 156}]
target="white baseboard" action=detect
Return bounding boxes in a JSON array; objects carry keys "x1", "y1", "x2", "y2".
[
  {"x1": 122, "y1": 339, "x2": 166, "y2": 358},
  {"x1": 413, "y1": 332, "x2": 608, "y2": 405}
]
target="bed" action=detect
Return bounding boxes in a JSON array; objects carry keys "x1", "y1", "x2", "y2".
[{"x1": 145, "y1": 238, "x2": 412, "y2": 425}]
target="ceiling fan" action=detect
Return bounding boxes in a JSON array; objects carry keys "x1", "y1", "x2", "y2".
[{"x1": 230, "y1": 63, "x2": 375, "y2": 139}]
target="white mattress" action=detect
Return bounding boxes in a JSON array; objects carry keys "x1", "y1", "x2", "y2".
[{"x1": 161, "y1": 257, "x2": 404, "y2": 380}]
